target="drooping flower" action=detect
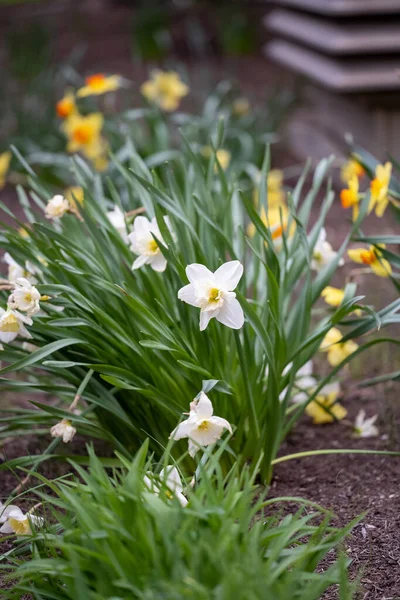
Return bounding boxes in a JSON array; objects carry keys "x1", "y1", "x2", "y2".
[
  {"x1": 62, "y1": 113, "x2": 106, "y2": 162},
  {"x1": 50, "y1": 419, "x2": 76, "y2": 443},
  {"x1": 56, "y1": 91, "x2": 77, "y2": 119},
  {"x1": 201, "y1": 147, "x2": 231, "y2": 171},
  {"x1": 0, "y1": 151, "x2": 11, "y2": 189},
  {"x1": 77, "y1": 73, "x2": 121, "y2": 98},
  {"x1": 45, "y1": 194, "x2": 70, "y2": 220},
  {"x1": 107, "y1": 205, "x2": 128, "y2": 241},
  {"x1": 0, "y1": 308, "x2": 32, "y2": 344},
  {"x1": 128, "y1": 215, "x2": 171, "y2": 272},
  {"x1": 340, "y1": 175, "x2": 360, "y2": 221},
  {"x1": 311, "y1": 228, "x2": 343, "y2": 272},
  {"x1": 0, "y1": 504, "x2": 43, "y2": 536},
  {"x1": 341, "y1": 158, "x2": 365, "y2": 183},
  {"x1": 141, "y1": 70, "x2": 189, "y2": 111},
  {"x1": 321, "y1": 286, "x2": 345, "y2": 307},
  {"x1": 8, "y1": 278, "x2": 40, "y2": 317},
  {"x1": 232, "y1": 97, "x2": 250, "y2": 117},
  {"x1": 320, "y1": 327, "x2": 358, "y2": 367},
  {"x1": 369, "y1": 162, "x2": 392, "y2": 217},
  {"x1": 348, "y1": 244, "x2": 392, "y2": 277},
  {"x1": 144, "y1": 466, "x2": 188, "y2": 507},
  {"x1": 353, "y1": 409, "x2": 379, "y2": 438},
  {"x1": 306, "y1": 381, "x2": 346, "y2": 424},
  {"x1": 170, "y1": 392, "x2": 232, "y2": 457},
  {"x1": 178, "y1": 261, "x2": 244, "y2": 331}
]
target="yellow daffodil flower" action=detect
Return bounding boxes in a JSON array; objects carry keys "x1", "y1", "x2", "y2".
[
  {"x1": 341, "y1": 158, "x2": 365, "y2": 183},
  {"x1": 0, "y1": 151, "x2": 11, "y2": 189},
  {"x1": 340, "y1": 175, "x2": 360, "y2": 221},
  {"x1": 232, "y1": 97, "x2": 250, "y2": 117},
  {"x1": 306, "y1": 382, "x2": 347, "y2": 424},
  {"x1": 253, "y1": 169, "x2": 285, "y2": 208},
  {"x1": 64, "y1": 186, "x2": 84, "y2": 209},
  {"x1": 321, "y1": 286, "x2": 345, "y2": 307},
  {"x1": 56, "y1": 91, "x2": 77, "y2": 119},
  {"x1": 247, "y1": 204, "x2": 295, "y2": 249},
  {"x1": 77, "y1": 73, "x2": 121, "y2": 98},
  {"x1": 62, "y1": 113, "x2": 108, "y2": 170},
  {"x1": 348, "y1": 244, "x2": 392, "y2": 277},
  {"x1": 201, "y1": 147, "x2": 231, "y2": 171},
  {"x1": 320, "y1": 327, "x2": 358, "y2": 367},
  {"x1": 369, "y1": 162, "x2": 392, "y2": 217},
  {"x1": 141, "y1": 70, "x2": 189, "y2": 111}
]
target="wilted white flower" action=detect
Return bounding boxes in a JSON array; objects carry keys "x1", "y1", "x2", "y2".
[
  {"x1": 0, "y1": 308, "x2": 32, "y2": 344},
  {"x1": 144, "y1": 466, "x2": 188, "y2": 507},
  {"x1": 279, "y1": 360, "x2": 317, "y2": 403},
  {"x1": 128, "y1": 215, "x2": 171, "y2": 272},
  {"x1": 0, "y1": 504, "x2": 43, "y2": 536},
  {"x1": 45, "y1": 194, "x2": 69, "y2": 219},
  {"x1": 354, "y1": 409, "x2": 379, "y2": 438},
  {"x1": 22, "y1": 341, "x2": 39, "y2": 352},
  {"x1": 8, "y1": 278, "x2": 40, "y2": 317},
  {"x1": 311, "y1": 228, "x2": 344, "y2": 271},
  {"x1": 170, "y1": 391, "x2": 232, "y2": 457},
  {"x1": 107, "y1": 205, "x2": 128, "y2": 241},
  {"x1": 178, "y1": 261, "x2": 244, "y2": 331},
  {"x1": 50, "y1": 418, "x2": 76, "y2": 443}
]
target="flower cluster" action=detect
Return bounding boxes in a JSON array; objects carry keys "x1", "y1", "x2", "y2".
[{"x1": 141, "y1": 70, "x2": 189, "y2": 112}]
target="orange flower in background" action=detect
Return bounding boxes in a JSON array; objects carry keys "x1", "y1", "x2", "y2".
[
  {"x1": 61, "y1": 113, "x2": 108, "y2": 172},
  {"x1": 56, "y1": 91, "x2": 76, "y2": 119},
  {"x1": 77, "y1": 73, "x2": 121, "y2": 98},
  {"x1": 340, "y1": 158, "x2": 365, "y2": 183},
  {"x1": 369, "y1": 162, "x2": 392, "y2": 217},
  {"x1": 348, "y1": 244, "x2": 392, "y2": 277},
  {"x1": 340, "y1": 175, "x2": 360, "y2": 221},
  {"x1": 141, "y1": 70, "x2": 189, "y2": 111}
]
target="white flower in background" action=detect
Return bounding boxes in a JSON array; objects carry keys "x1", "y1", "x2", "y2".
[
  {"x1": 107, "y1": 205, "x2": 128, "y2": 241},
  {"x1": 354, "y1": 409, "x2": 379, "y2": 438},
  {"x1": 0, "y1": 308, "x2": 32, "y2": 344},
  {"x1": 128, "y1": 216, "x2": 171, "y2": 272},
  {"x1": 50, "y1": 419, "x2": 76, "y2": 443},
  {"x1": 311, "y1": 228, "x2": 344, "y2": 271},
  {"x1": 144, "y1": 466, "x2": 188, "y2": 507},
  {"x1": 8, "y1": 278, "x2": 41, "y2": 317},
  {"x1": 45, "y1": 194, "x2": 70, "y2": 219},
  {"x1": 170, "y1": 391, "x2": 232, "y2": 457},
  {"x1": 178, "y1": 261, "x2": 244, "y2": 331},
  {"x1": 279, "y1": 360, "x2": 317, "y2": 403},
  {"x1": 22, "y1": 341, "x2": 39, "y2": 352},
  {"x1": 0, "y1": 504, "x2": 43, "y2": 536},
  {"x1": 3, "y1": 254, "x2": 38, "y2": 285}
]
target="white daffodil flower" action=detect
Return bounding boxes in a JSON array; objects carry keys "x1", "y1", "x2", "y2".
[
  {"x1": 45, "y1": 194, "x2": 70, "y2": 219},
  {"x1": 279, "y1": 360, "x2": 317, "y2": 403},
  {"x1": 107, "y1": 205, "x2": 128, "y2": 241},
  {"x1": 0, "y1": 504, "x2": 43, "y2": 536},
  {"x1": 8, "y1": 278, "x2": 41, "y2": 317},
  {"x1": 354, "y1": 409, "x2": 379, "y2": 438},
  {"x1": 311, "y1": 228, "x2": 344, "y2": 271},
  {"x1": 3, "y1": 253, "x2": 38, "y2": 284},
  {"x1": 170, "y1": 391, "x2": 232, "y2": 457},
  {"x1": 178, "y1": 261, "x2": 244, "y2": 331},
  {"x1": 128, "y1": 216, "x2": 171, "y2": 272},
  {"x1": 50, "y1": 419, "x2": 76, "y2": 443},
  {"x1": 144, "y1": 466, "x2": 188, "y2": 507},
  {"x1": 0, "y1": 308, "x2": 32, "y2": 344}
]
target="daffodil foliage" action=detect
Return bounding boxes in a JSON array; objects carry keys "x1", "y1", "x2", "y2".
[{"x1": 1, "y1": 138, "x2": 399, "y2": 481}]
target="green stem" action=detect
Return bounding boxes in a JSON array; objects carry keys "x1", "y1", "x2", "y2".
[
  {"x1": 234, "y1": 330, "x2": 260, "y2": 439},
  {"x1": 271, "y1": 448, "x2": 400, "y2": 466}
]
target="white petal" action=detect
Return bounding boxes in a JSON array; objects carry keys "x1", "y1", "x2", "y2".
[
  {"x1": 132, "y1": 255, "x2": 149, "y2": 270},
  {"x1": 133, "y1": 216, "x2": 151, "y2": 233},
  {"x1": 186, "y1": 264, "x2": 214, "y2": 286},
  {"x1": 216, "y1": 298, "x2": 244, "y2": 329},
  {"x1": 0, "y1": 331, "x2": 18, "y2": 343},
  {"x1": 0, "y1": 505, "x2": 21, "y2": 523},
  {"x1": 200, "y1": 310, "x2": 214, "y2": 331},
  {"x1": 150, "y1": 253, "x2": 167, "y2": 272},
  {"x1": 177, "y1": 284, "x2": 200, "y2": 307},
  {"x1": 214, "y1": 261, "x2": 243, "y2": 291},
  {"x1": 298, "y1": 360, "x2": 313, "y2": 377},
  {"x1": 209, "y1": 415, "x2": 232, "y2": 434},
  {"x1": 190, "y1": 420, "x2": 226, "y2": 446},
  {"x1": 0, "y1": 522, "x2": 14, "y2": 533},
  {"x1": 161, "y1": 466, "x2": 183, "y2": 495},
  {"x1": 176, "y1": 492, "x2": 188, "y2": 507},
  {"x1": 194, "y1": 392, "x2": 213, "y2": 419},
  {"x1": 169, "y1": 417, "x2": 196, "y2": 441},
  {"x1": 188, "y1": 439, "x2": 199, "y2": 457}
]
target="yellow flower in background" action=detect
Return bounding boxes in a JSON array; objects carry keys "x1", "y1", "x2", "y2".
[
  {"x1": 232, "y1": 97, "x2": 250, "y2": 117},
  {"x1": 340, "y1": 175, "x2": 360, "y2": 221},
  {"x1": 64, "y1": 186, "x2": 84, "y2": 208},
  {"x1": 77, "y1": 73, "x2": 121, "y2": 98},
  {"x1": 141, "y1": 70, "x2": 189, "y2": 111},
  {"x1": 321, "y1": 286, "x2": 345, "y2": 307},
  {"x1": 201, "y1": 147, "x2": 231, "y2": 171},
  {"x1": 62, "y1": 113, "x2": 104, "y2": 155},
  {"x1": 341, "y1": 158, "x2": 365, "y2": 183},
  {"x1": 348, "y1": 244, "x2": 392, "y2": 277},
  {"x1": 92, "y1": 154, "x2": 109, "y2": 172},
  {"x1": 369, "y1": 162, "x2": 392, "y2": 217},
  {"x1": 247, "y1": 204, "x2": 295, "y2": 249},
  {"x1": 18, "y1": 226, "x2": 30, "y2": 239},
  {"x1": 0, "y1": 151, "x2": 11, "y2": 189},
  {"x1": 56, "y1": 91, "x2": 76, "y2": 119},
  {"x1": 320, "y1": 327, "x2": 358, "y2": 367},
  {"x1": 253, "y1": 169, "x2": 285, "y2": 208},
  {"x1": 306, "y1": 382, "x2": 347, "y2": 424}
]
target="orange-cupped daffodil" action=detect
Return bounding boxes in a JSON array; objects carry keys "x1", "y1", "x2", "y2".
[
  {"x1": 340, "y1": 175, "x2": 360, "y2": 221},
  {"x1": 56, "y1": 91, "x2": 77, "y2": 119},
  {"x1": 320, "y1": 327, "x2": 358, "y2": 367},
  {"x1": 348, "y1": 244, "x2": 392, "y2": 277},
  {"x1": 369, "y1": 161, "x2": 392, "y2": 217},
  {"x1": 141, "y1": 70, "x2": 189, "y2": 112},
  {"x1": 77, "y1": 73, "x2": 121, "y2": 98}
]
